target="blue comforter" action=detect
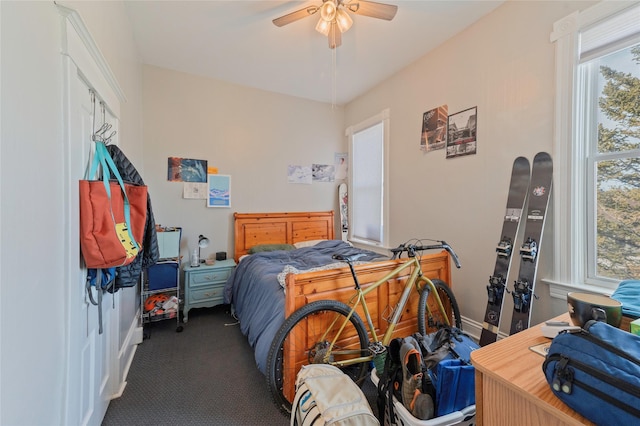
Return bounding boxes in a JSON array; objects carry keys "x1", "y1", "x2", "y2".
[{"x1": 223, "y1": 240, "x2": 385, "y2": 375}]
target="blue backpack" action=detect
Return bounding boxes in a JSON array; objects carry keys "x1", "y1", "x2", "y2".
[
  {"x1": 418, "y1": 327, "x2": 478, "y2": 416},
  {"x1": 543, "y1": 320, "x2": 640, "y2": 424}
]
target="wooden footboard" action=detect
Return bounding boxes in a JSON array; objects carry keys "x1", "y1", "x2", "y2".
[
  {"x1": 283, "y1": 250, "x2": 452, "y2": 401},
  {"x1": 285, "y1": 250, "x2": 451, "y2": 331}
]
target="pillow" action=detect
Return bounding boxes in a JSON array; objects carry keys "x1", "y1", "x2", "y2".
[
  {"x1": 248, "y1": 243, "x2": 296, "y2": 254},
  {"x1": 293, "y1": 239, "x2": 328, "y2": 249}
]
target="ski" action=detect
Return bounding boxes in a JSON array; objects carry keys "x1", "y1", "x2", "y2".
[
  {"x1": 509, "y1": 152, "x2": 553, "y2": 335},
  {"x1": 338, "y1": 183, "x2": 348, "y2": 241},
  {"x1": 479, "y1": 157, "x2": 530, "y2": 346}
]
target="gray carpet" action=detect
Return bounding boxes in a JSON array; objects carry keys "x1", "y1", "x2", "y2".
[{"x1": 102, "y1": 305, "x2": 379, "y2": 425}]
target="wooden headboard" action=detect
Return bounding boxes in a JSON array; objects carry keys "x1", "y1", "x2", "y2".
[{"x1": 233, "y1": 211, "x2": 335, "y2": 262}]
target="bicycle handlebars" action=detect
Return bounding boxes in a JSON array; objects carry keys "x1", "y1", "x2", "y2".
[{"x1": 389, "y1": 240, "x2": 462, "y2": 269}]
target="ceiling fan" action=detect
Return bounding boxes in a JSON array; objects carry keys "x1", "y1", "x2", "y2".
[{"x1": 273, "y1": 0, "x2": 398, "y2": 49}]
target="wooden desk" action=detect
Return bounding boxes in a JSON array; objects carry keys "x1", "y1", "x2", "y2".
[{"x1": 470, "y1": 313, "x2": 594, "y2": 426}]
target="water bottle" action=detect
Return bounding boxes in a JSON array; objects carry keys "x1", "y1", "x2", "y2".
[{"x1": 190, "y1": 248, "x2": 199, "y2": 267}]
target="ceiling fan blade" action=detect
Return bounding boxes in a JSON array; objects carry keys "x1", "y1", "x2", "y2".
[
  {"x1": 329, "y1": 22, "x2": 342, "y2": 49},
  {"x1": 272, "y1": 6, "x2": 319, "y2": 27},
  {"x1": 347, "y1": 0, "x2": 397, "y2": 20}
]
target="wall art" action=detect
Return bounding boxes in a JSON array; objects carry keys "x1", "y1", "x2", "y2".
[
  {"x1": 207, "y1": 174, "x2": 231, "y2": 208},
  {"x1": 446, "y1": 107, "x2": 477, "y2": 159},
  {"x1": 312, "y1": 164, "x2": 335, "y2": 182},
  {"x1": 167, "y1": 157, "x2": 208, "y2": 182},
  {"x1": 287, "y1": 165, "x2": 312, "y2": 184},
  {"x1": 421, "y1": 105, "x2": 448, "y2": 152}
]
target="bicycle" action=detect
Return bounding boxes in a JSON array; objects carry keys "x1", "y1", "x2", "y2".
[{"x1": 266, "y1": 239, "x2": 462, "y2": 415}]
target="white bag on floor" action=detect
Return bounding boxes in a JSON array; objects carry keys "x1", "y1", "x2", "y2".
[{"x1": 291, "y1": 364, "x2": 379, "y2": 426}]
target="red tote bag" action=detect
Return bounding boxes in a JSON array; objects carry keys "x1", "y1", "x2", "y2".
[{"x1": 79, "y1": 142, "x2": 147, "y2": 269}]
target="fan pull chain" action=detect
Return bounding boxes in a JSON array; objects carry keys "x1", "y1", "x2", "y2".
[{"x1": 332, "y1": 47, "x2": 337, "y2": 108}]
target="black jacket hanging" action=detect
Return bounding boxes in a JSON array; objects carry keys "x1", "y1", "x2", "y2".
[{"x1": 106, "y1": 144, "x2": 160, "y2": 290}]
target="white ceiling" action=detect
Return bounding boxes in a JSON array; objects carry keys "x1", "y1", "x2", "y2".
[{"x1": 125, "y1": 1, "x2": 504, "y2": 105}]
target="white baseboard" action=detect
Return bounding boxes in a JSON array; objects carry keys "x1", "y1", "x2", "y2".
[
  {"x1": 133, "y1": 326, "x2": 144, "y2": 345},
  {"x1": 111, "y1": 313, "x2": 142, "y2": 400},
  {"x1": 461, "y1": 316, "x2": 481, "y2": 341},
  {"x1": 462, "y1": 316, "x2": 508, "y2": 342}
]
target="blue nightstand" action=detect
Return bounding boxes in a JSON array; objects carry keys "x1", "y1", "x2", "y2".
[{"x1": 183, "y1": 259, "x2": 236, "y2": 322}]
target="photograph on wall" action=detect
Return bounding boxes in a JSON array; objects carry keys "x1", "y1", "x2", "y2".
[
  {"x1": 167, "y1": 157, "x2": 208, "y2": 182},
  {"x1": 312, "y1": 164, "x2": 335, "y2": 182},
  {"x1": 446, "y1": 107, "x2": 477, "y2": 159},
  {"x1": 287, "y1": 165, "x2": 312, "y2": 184},
  {"x1": 207, "y1": 174, "x2": 231, "y2": 208},
  {"x1": 420, "y1": 105, "x2": 448, "y2": 152},
  {"x1": 334, "y1": 152, "x2": 348, "y2": 180},
  {"x1": 183, "y1": 182, "x2": 207, "y2": 199}
]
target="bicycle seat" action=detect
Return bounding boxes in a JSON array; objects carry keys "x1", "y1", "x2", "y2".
[{"x1": 332, "y1": 253, "x2": 368, "y2": 263}]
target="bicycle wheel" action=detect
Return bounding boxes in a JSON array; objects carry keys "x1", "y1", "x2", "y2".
[
  {"x1": 418, "y1": 278, "x2": 462, "y2": 335},
  {"x1": 266, "y1": 299, "x2": 370, "y2": 416}
]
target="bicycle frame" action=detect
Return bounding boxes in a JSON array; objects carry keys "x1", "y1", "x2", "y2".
[{"x1": 319, "y1": 256, "x2": 450, "y2": 367}]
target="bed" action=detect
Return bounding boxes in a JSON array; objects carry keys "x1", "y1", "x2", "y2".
[{"x1": 224, "y1": 211, "x2": 453, "y2": 387}]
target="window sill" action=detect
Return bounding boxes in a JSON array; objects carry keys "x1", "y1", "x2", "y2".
[{"x1": 543, "y1": 278, "x2": 615, "y2": 301}]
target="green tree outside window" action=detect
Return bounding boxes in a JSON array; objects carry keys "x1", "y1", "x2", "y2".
[{"x1": 595, "y1": 45, "x2": 640, "y2": 279}]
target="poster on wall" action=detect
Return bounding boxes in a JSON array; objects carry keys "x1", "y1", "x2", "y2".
[
  {"x1": 207, "y1": 174, "x2": 231, "y2": 208},
  {"x1": 183, "y1": 182, "x2": 207, "y2": 199},
  {"x1": 420, "y1": 105, "x2": 448, "y2": 152},
  {"x1": 167, "y1": 157, "x2": 208, "y2": 182},
  {"x1": 446, "y1": 107, "x2": 477, "y2": 159},
  {"x1": 287, "y1": 165, "x2": 312, "y2": 184},
  {"x1": 335, "y1": 153, "x2": 348, "y2": 180},
  {"x1": 312, "y1": 164, "x2": 335, "y2": 182}
]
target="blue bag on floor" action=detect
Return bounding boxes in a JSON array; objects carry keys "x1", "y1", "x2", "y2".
[
  {"x1": 542, "y1": 320, "x2": 640, "y2": 425},
  {"x1": 419, "y1": 327, "x2": 478, "y2": 416},
  {"x1": 418, "y1": 327, "x2": 479, "y2": 367},
  {"x1": 430, "y1": 359, "x2": 475, "y2": 417}
]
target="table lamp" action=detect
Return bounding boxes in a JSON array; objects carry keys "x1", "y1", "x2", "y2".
[{"x1": 198, "y1": 234, "x2": 210, "y2": 265}]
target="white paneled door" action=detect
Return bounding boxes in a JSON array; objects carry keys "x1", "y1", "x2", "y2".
[{"x1": 59, "y1": 5, "x2": 125, "y2": 425}]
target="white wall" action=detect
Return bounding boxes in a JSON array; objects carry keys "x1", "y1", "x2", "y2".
[
  {"x1": 1, "y1": 2, "x2": 66, "y2": 423},
  {"x1": 142, "y1": 65, "x2": 346, "y2": 261},
  {"x1": 0, "y1": 1, "x2": 142, "y2": 424}
]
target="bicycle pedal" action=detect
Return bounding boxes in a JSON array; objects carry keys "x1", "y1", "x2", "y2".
[{"x1": 369, "y1": 342, "x2": 386, "y2": 355}]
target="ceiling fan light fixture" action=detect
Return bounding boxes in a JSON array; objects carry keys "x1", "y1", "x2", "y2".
[
  {"x1": 320, "y1": 0, "x2": 337, "y2": 22},
  {"x1": 273, "y1": 0, "x2": 398, "y2": 49},
  {"x1": 336, "y1": 9, "x2": 353, "y2": 33},
  {"x1": 315, "y1": 18, "x2": 331, "y2": 35}
]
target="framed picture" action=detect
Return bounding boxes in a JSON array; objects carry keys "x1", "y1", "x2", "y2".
[
  {"x1": 446, "y1": 107, "x2": 477, "y2": 158},
  {"x1": 207, "y1": 174, "x2": 231, "y2": 208}
]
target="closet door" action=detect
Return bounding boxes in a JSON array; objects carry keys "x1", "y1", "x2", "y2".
[
  {"x1": 75, "y1": 80, "x2": 121, "y2": 426},
  {"x1": 58, "y1": 5, "x2": 125, "y2": 425}
]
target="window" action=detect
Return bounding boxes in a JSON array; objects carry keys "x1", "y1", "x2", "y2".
[
  {"x1": 583, "y1": 44, "x2": 640, "y2": 281},
  {"x1": 550, "y1": 2, "x2": 640, "y2": 295},
  {"x1": 346, "y1": 109, "x2": 390, "y2": 247}
]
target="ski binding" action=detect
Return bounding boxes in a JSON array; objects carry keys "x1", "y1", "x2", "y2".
[
  {"x1": 511, "y1": 279, "x2": 538, "y2": 312},
  {"x1": 496, "y1": 237, "x2": 513, "y2": 257},
  {"x1": 519, "y1": 237, "x2": 538, "y2": 261},
  {"x1": 486, "y1": 275, "x2": 506, "y2": 304}
]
